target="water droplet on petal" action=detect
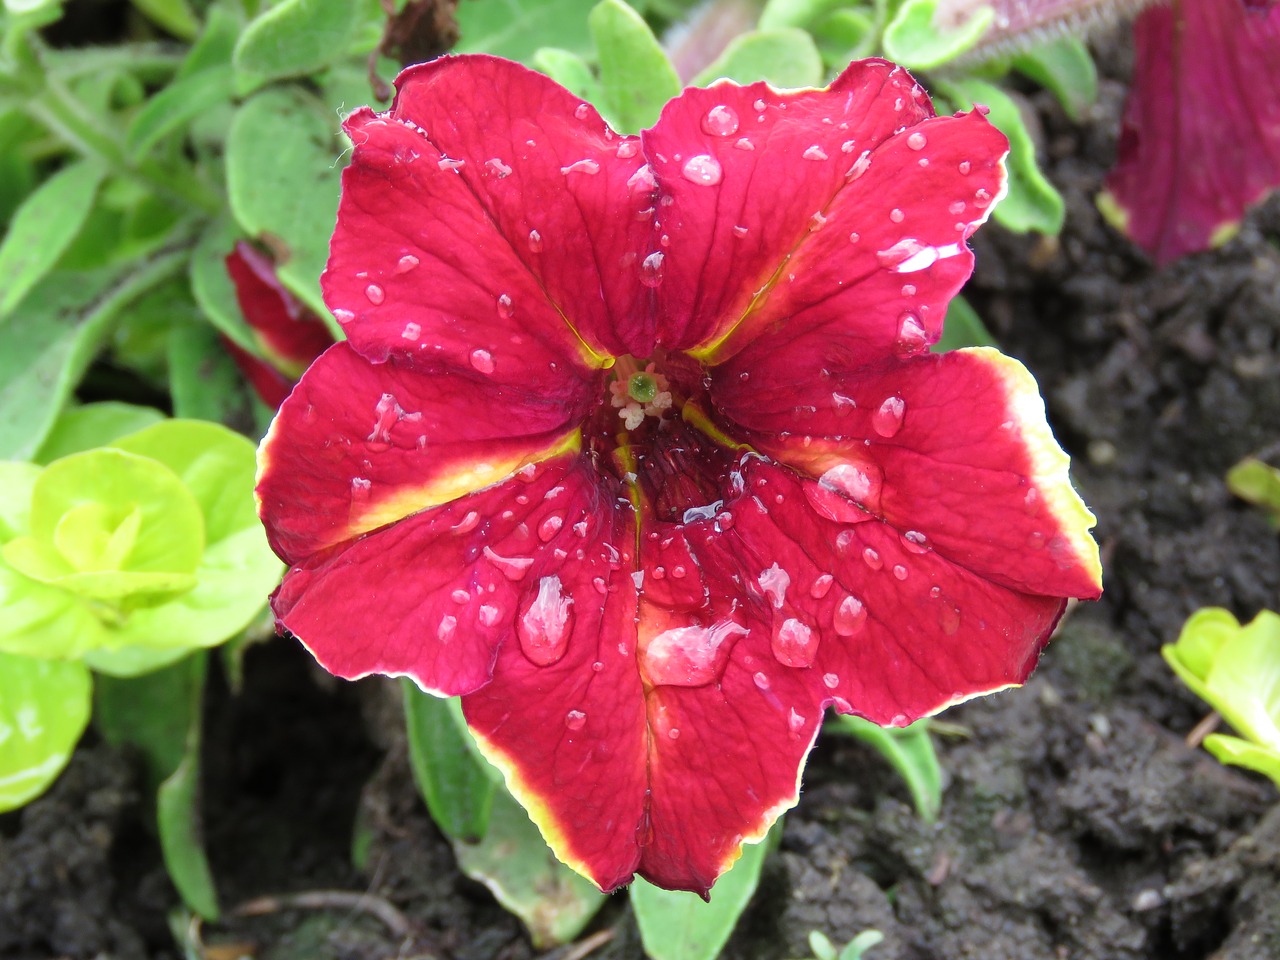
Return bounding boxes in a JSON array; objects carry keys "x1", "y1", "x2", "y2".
[
  {"x1": 469, "y1": 348, "x2": 495, "y2": 374},
  {"x1": 437, "y1": 615, "x2": 457, "y2": 642},
  {"x1": 451, "y1": 589, "x2": 469, "y2": 604},
  {"x1": 733, "y1": 225, "x2": 748, "y2": 238},
  {"x1": 437, "y1": 157, "x2": 465, "y2": 172},
  {"x1": 396, "y1": 254, "x2": 419, "y2": 273},
  {"x1": 907, "y1": 131, "x2": 927, "y2": 150},
  {"x1": 616, "y1": 140, "x2": 639, "y2": 159},
  {"x1": 483, "y1": 546, "x2": 534, "y2": 581},
  {"x1": 771, "y1": 618, "x2": 818, "y2": 668},
  {"x1": 892, "y1": 564, "x2": 908, "y2": 581},
  {"x1": 365, "y1": 283, "x2": 385, "y2": 305},
  {"x1": 889, "y1": 207, "x2": 905, "y2": 223},
  {"x1": 701, "y1": 104, "x2": 740, "y2": 136},
  {"x1": 757, "y1": 563, "x2": 790, "y2": 609},
  {"x1": 823, "y1": 672, "x2": 840, "y2": 689},
  {"x1": 895, "y1": 312, "x2": 927, "y2": 357},
  {"x1": 734, "y1": 137, "x2": 754, "y2": 151},
  {"x1": 537, "y1": 514, "x2": 563, "y2": 542},
  {"x1": 592, "y1": 660, "x2": 604, "y2": 672},
  {"x1": 949, "y1": 200, "x2": 967, "y2": 216},
  {"x1": 833, "y1": 595, "x2": 866, "y2": 636},
  {"x1": 849, "y1": 231, "x2": 860, "y2": 244},
  {"x1": 959, "y1": 160, "x2": 972, "y2": 174},
  {"x1": 478, "y1": 604, "x2": 502, "y2": 627},
  {"x1": 401, "y1": 322, "x2": 421, "y2": 341},
  {"x1": 574, "y1": 103, "x2": 590, "y2": 120},
  {"x1": 788, "y1": 708, "x2": 806, "y2": 737},
  {"x1": 643, "y1": 620, "x2": 745, "y2": 686},
  {"x1": 939, "y1": 602, "x2": 961, "y2": 635},
  {"x1": 496, "y1": 294, "x2": 514, "y2": 319},
  {"x1": 863, "y1": 547, "x2": 883, "y2": 570},
  {"x1": 818, "y1": 462, "x2": 882, "y2": 506},
  {"x1": 518, "y1": 575, "x2": 574, "y2": 666},
  {"x1": 640, "y1": 252, "x2": 665, "y2": 287},
  {"x1": 901, "y1": 530, "x2": 929, "y2": 553},
  {"x1": 528, "y1": 229, "x2": 543, "y2": 252},
  {"x1": 810, "y1": 574, "x2": 834, "y2": 599},
  {"x1": 753, "y1": 671, "x2": 771, "y2": 690},
  {"x1": 565, "y1": 709, "x2": 587, "y2": 730},
  {"x1": 561, "y1": 158, "x2": 601, "y2": 176},
  {"x1": 485, "y1": 157, "x2": 512, "y2": 178},
  {"x1": 974, "y1": 187, "x2": 992, "y2": 208},
  {"x1": 667, "y1": 727, "x2": 681, "y2": 740},
  {"x1": 681, "y1": 154, "x2": 722, "y2": 186},
  {"x1": 872, "y1": 396, "x2": 906, "y2": 437},
  {"x1": 802, "y1": 144, "x2": 828, "y2": 161}
]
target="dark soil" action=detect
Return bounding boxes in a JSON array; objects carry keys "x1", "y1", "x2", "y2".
[{"x1": 4, "y1": 28, "x2": 1280, "y2": 960}]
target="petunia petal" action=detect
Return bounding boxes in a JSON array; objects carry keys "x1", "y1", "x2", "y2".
[
  {"x1": 256, "y1": 342, "x2": 593, "y2": 563},
  {"x1": 1101, "y1": 0, "x2": 1280, "y2": 265},
  {"x1": 642, "y1": 59, "x2": 1005, "y2": 363},
  {"x1": 225, "y1": 241, "x2": 334, "y2": 377},
  {"x1": 713, "y1": 347, "x2": 1102, "y2": 601},
  {"x1": 273, "y1": 454, "x2": 630, "y2": 698},
  {"x1": 329, "y1": 55, "x2": 659, "y2": 365}
]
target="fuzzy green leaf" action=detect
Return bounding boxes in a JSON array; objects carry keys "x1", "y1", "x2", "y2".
[
  {"x1": 589, "y1": 0, "x2": 681, "y2": 134},
  {"x1": 691, "y1": 28, "x2": 823, "y2": 89},
  {"x1": 1012, "y1": 36, "x2": 1097, "y2": 122},
  {"x1": 455, "y1": 0, "x2": 599, "y2": 62},
  {"x1": 232, "y1": 0, "x2": 364, "y2": 89},
  {"x1": 403, "y1": 684, "x2": 496, "y2": 843},
  {"x1": 883, "y1": 0, "x2": 994, "y2": 70}
]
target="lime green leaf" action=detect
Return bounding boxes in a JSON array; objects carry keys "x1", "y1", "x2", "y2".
[
  {"x1": 589, "y1": 0, "x2": 681, "y2": 134},
  {"x1": 233, "y1": 0, "x2": 364, "y2": 89},
  {"x1": 883, "y1": 0, "x2": 994, "y2": 70},
  {"x1": 1227, "y1": 457, "x2": 1280, "y2": 528},
  {"x1": 631, "y1": 825, "x2": 776, "y2": 960},
  {"x1": 226, "y1": 88, "x2": 343, "y2": 321},
  {"x1": 0, "y1": 159, "x2": 105, "y2": 317},
  {"x1": 455, "y1": 0, "x2": 599, "y2": 62},
  {"x1": 759, "y1": 0, "x2": 852, "y2": 31},
  {"x1": 0, "y1": 461, "x2": 41, "y2": 542},
  {"x1": 691, "y1": 28, "x2": 823, "y2": 88},
  {"x1": 1203, "y1": 734, "x2": 1280, "y2": 789},
  {"x1": 531, "y1": 48, "x2": 601, "y2": 104},
  {"x1": 0, "y1": 652, "x2": 91, "y2": 812},
  {"x1": 829, "y1": 714, "x2": 943, "y2": 821},
  {"x1": 1011, "y1": 36, "x2": 1097, "y2": 122},
  {"x1": 936, "y1": 77, "x2": 1064, "y2": 235},
  {"x1": 811, "y1": 9, "x2": 878, "y2": 66},
  {"x1": 453, "y1": 786, "x2": 606, "y2": 947},
  {"x1": 402, "y1": 683, "x2": 496, "y2": 843},
  {"x1": 34, "y1": 402, "x2": 166, "y2": 465},
  {"x1": 933, "y1": 295, "x2": 997, "y2": 352},
  {"x1": 127, "y1": 64, "x2": 235, "y2": 160},
  {"x1": 130, "y1": 0, "x2": 201, "y2": 40}
]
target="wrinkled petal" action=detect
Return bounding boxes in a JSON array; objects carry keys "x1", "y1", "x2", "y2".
[
  {"x1": 257, "y1": 342, "x2": 592, "y2": 563},
  {"x1": 1102, "y1": 0, "x2": 1280, "y2": 265},
  {"x1": 643, "y1": 60, "x2": 1005, "y2": 363},
  {"x1": 713, "y1": 347, "x2": 1102, "y2": 600},
  {"x1": 274, "y1": 454, "x2": 629, "y2": 697},
  {"x1": 329, "y1": 55, "x2": 659, "y2": 368}
]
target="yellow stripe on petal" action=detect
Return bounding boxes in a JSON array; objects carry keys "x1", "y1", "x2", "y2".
[{"x1": 962, "y1": 347, "x2": 1103, "y2": 592}]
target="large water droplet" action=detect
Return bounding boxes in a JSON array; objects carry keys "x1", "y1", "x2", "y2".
[
  {"x1": 901, "y1": 530, "x2": 929, "y2": 553},
  {"x1": 518, "y1": 575, "x2": 574, "y2": 666},
  {"x1": 561, "y1": 158, "x2": 601, "y2": 176},
  {"x1": 810, "y1": 574, "x2": 834, "y2": 599},
  {"x1": 537, "y1": 514, "x2": 563, "y2": 542},
  {"x1": 564, "y1": 709, "x2": 587, "y2": 730},
  {"x1": 682, "y1": 154, "x2": 723, "y2": 186},
  {"x1": 483, "y1": 546, "x2": 534, "y2": 581},
  {"x1": 437, "y1": 615, "x2": 457, "y2": 642},
  {"x1": 364, "y1": 283, "x2": 385, "y2": 305},
  {"x1": 496, "y1": 294, "x2": 514, "y2": 320},
  {"x1": 872, "y1": 396, "x2": 906, "y2": 438},
  {"x1": 574, "y1": 103, "x2": 591, "y2": 120},
  {"x1": 643, "y1": 620, "x2": 745, "y2": 686},
  {"x1": 889, "y1": 207, "x2": 905, "y2": 223},
  {"x1": 818, "y1": 462, "x2": 882, "y2": 506},
  {"x1": 757, "y1": 563, "x2": 790, "y2": 610},
  {"x1": 771, "y1": 618, "x2": 818, "y2": 668},
  {"x1": 640, "y1": 252, "x2": 665, "y2": 288},
  {"x1": 833, "y1": 595, "x2": 866, "y2": 636},
  {"x1": 616, "y1": 140, "x2": 639, "y2": 159},
  {"x1": 469, "y1": 348, "x2": 495, "y2": 374},
  {"x1": 701, "y1": 105, "x2": 740, "y2": 136},
  {"x1": 396, "y1": 254, "x2": 420, "y2": 274},
  {"x1": 894, "y1": 312, "x2": 927, "y2": 357},
  {"x1": 907, "y1": 131, "x2": 927, "y2": 151},
  {"x1": 862, "y1": 546, "x2": 883, "y2": 570},
  {"x1": 788, "y1": 708, "x2": 806, "y2": 738}
]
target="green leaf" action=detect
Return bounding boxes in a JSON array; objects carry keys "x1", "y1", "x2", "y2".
[
  {"x1": 402, "y1": 682, "x2": 496, "y2": 843},
  {"x1": 453, "y1": 786, "x2": 607, "y2": 947},
  {"x1": 588, "y1": 0, "x2": 680, "y2": 134},
  {"x1": 631, "y1": 824, "x2": 776, "y2": 960},
  {"x1": 0, "y1": 461, "x2": 41, "y2": 542},
  {"x1": 127, "y1": 64, "x2": 235, "y2": 160},
  {"x1": 166, "y1": 320, "x2": 256, "y2": 425},
  {"x1": 811, "y1": 9, "x2": 878, "y2": 67},
  {"x1": 226, "y1": 87, "x2": 344, "y2": 321},
  {"x1": 933, "y1": 295, "x2": 997, "y2": 352},
  {"x1": 0, "y1": 651, "x2": 92, "y2": 812},
  {"x1": 839, "y1": 930, "x2": 886, "y2": 960},
  {"x1": 233, "y1": 0, "x2": 364, "y2": 89},
  {"x1": 936, "y1": 77, "x2": 1064, "y2": 235},
  {"x1": 35, "y1": 401, "x2": 167, "y2": 465},
  {"x1": 882, "y1": 0, "x2": 994, "y2": 70},
  {"x1": 189, "y1": 217, "x2": 258, "y2": 354},
  {"x1": 1011, "y1": 36, "x2": 1097, "y2": 122},
  {"x1": 1203, "y1": 734, "x2": 1280, "y2": 789},
  {"x1": 690, "y1": 28, "x2": 824, "y2": 89},
  {"x1": 531, "y1": 48, "x2": 602, "y2": 104},
  {"x1": 829, "y1": 714, "x2": 943, "y2": 822},
  {"x1": 0, "y1": 159, "x2": 105, "y2": 317},
  {"x1": 759, "y1": 0, "x2": 851, "y2": 31},
  {"x1": 130, "y1": 0, "x2": 201, "y2": 40},
  {"x1": 1226, "y1": 457, "x2": 1280, "y2": 528},
  {"x1": 455, "y1": 0, "x2": 600, "y2": 63}
]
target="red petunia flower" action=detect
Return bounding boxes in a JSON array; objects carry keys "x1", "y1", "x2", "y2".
[
  {"x1": 256, "y1": 55, "x2": 1102, "y2": 895},
  {"x1": 225, "y1": 241, "x2": 335, "y2": 408},
  {"x1": 1101, "y1": 0, "x2": 1280, "y2": 265}
]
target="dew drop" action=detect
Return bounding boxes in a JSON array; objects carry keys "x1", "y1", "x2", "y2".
[
  {"x1": 574, "y1": 103, "x2": 590, "y2": 120},
  {"x1": 592, "y1": 660, "x2": 604, "y2": 672},
  {"x1": 469, "y1": 348, "x2": 495, "y2": 374},
  {"x1": 396, "y1": 254, "x2": 420, "y2": 274},
  {"x1": 733, "y1": 138, "x2": 755, "y2": 151},
  {"x1": 681, "y1": 154, "x2": 723, "y2": 186},
  {"x1": 892, "y1": 564, "x2": 908, "y2": 581},
  {"x1": 788, "y1": 708, "x2": 806, "y2": 737},
  {"x1": 437, "y1": 157, "x2": 465, "y2": 172},
  {"x1": 757, "y1": 563, "x2": 790, "y2": 609},
  {"x1": 771, "y1": 618, "x2": 818, "y2": 668},
  {"x1": 333, "y1": 308, "x2": 355, "y2": 325},
  {"x1": 701, "y1": 104, "x2": 740, "y2": 136},
  {"x1": 802, "y1": 144, "x2": 828, "y2": 161},
  {"x1": 1028, "y1": 530, "x2": 1047, "y2": 549},
  {"x1": 496, "y1": 293, "x2": 514, "y2": 319},
  {"x1": 818, "y1": 462, "x2": 882, "y2": 505},
  {"x1": 901, "y1": 530, "x2": 929, "y2": 553},
  {"x1": 871, "y1": 396, "x2": 906, "y2": 438},
  {"x1": 537, "y1": 514, "x2": 563, "y2": 542},
  {"x1": 849, "y1": 231, "x2": 860, "y2": 244},
  {"x1": 902, "y1": 283, "x2": 917, "y2": 298},
  {"x1": 959, "y1": 160, "x2": 972, "y2": 174},
  {"x1": 592, "y1": 576, "x2": 607, "y2": 595},
  {"x1": 823, "y1": 672, "x2": 840, "y2": 689},
  {"x1": 974, "y1": 187, "x2": 992, "y2": 208},
  {"x1": 364, "y1": 283, "x2": 385, "y2": 305},
  {"x1": 753, "y1": 98, "x2": 767, "y2": 112},
  {"x1": 732, "y1": 225, "x2": 749, "y2": 238},
  {"x1": 437, "y1": 615, "x2": 457, "y2": 643},
  {"x1": 564, "y1": 709, "x2": 587, "y2": 730},
  {"x1": 561, "y1": 158, "x2": 601, "y2": 176},
  {"x1": 894, "y1": 312, "x2": 928, "y2": 357},
  {"x1": 643, "y1": 620, "x2": 745, "y2": 686},
  {"x1": 949, "y1": 200, "x2": 967, "y2": 216},
  {"x1": 528, "y1": 229, "x2": 543, "y2": 252},
  {"x1": 485, "y1": 157, "x2": 512, "y2": 178},
  {"x1": 907, "y1": 131, "x2": 927, "y2": 150},
  {"x1": 809, "y1": 574, "x2": 834, "y2": 599},
  {"x1": 889, "y1": 207, "x2": 905, "y2": 223},
  {"x1": 667, "y1": 727, "x2": 681, "y2": 740},
  {"x1": 616, "y1": 140, "x2": 639, "y2": 159},
  {"x1": 483, "y1": 546, "x2": 534, "y2": 581},
  {"x1": 518, "y1": 575, "x2": 574, "y2": 666},
  {"x1": 841, "y1": 140, "x2": 856, "y2": 153},
  {"x1": 863, "y1": 546, "x2": 883, "y2": 570},
  {"x1": 833, "y1": 595, "x2": 866, "y2": 636},
  {"x1": 939, "y1": 602, "x2": 961, "y2": 636},
  {"x1": 452, "y1": 511, "x2": 480, "y2": 533},
  {"x1": 451, "y1": 589, "x2": 469, "y2": 604},
  {"x1": 478, "y1": 604, "x2": 502, "y2": 627},
  {"x1": 753, "y1": 671, "x2": 771, "y2": 691},
  {"x1": 350, "y1": 476, "x2": 371, "y2": 500},
  {"x1": 640, "y1": 252, "x2": 665, "y2": 288}
]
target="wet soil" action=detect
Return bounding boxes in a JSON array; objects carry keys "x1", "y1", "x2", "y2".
[{"x1": 3, "y1": 29, "x2": 1280, "y2": 960}]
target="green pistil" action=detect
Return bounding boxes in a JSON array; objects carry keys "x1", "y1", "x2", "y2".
[{"x1": 628, "y1": 372, "x2": 658, "y2": 404}]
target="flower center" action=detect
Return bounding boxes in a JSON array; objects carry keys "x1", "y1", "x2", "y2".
[{"x1": 608, "y1": 358, "x2": 674, "y2": 431}]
